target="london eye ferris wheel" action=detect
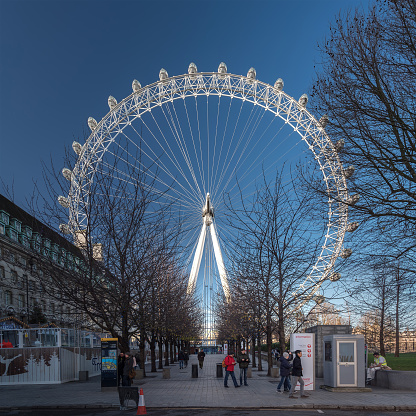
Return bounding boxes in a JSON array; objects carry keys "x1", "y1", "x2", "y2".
[{"x1": 58, "y1": 63, "x2": 357, "y2": 340}]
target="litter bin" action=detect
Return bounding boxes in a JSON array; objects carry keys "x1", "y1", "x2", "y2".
[
  {"x1": 192, "y1": 364, "x2": 198, "y2": 378},
  {"x1": 216, "y1": 363, "x2": 223, "y2": 378}
]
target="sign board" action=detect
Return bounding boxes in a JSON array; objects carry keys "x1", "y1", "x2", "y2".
[
  {"x1": 223, "y1": 343, "x2": 228, "y2": 356},
  {"x1": 290, "y1": 333, "x2": 315, "y2": 391},
  {"x1": 101, "y1": 338, "x2": 118, "y2": 388}
]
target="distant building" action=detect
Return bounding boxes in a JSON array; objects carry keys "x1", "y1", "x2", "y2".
[{"x1": 0, "y1": 194, "x2": 82, "y2": 328}]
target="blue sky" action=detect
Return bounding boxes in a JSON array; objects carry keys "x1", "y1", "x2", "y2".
[{"x1": 0, "y1": 0, "x2": 369, "y2": 208}]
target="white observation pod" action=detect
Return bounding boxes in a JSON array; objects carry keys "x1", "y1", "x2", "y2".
[
  {"x1": 274, "y1": 78, "x2": 284, "y2": 91},
  {"x1": 132, "y1": 79, "x2": 142, "y2": 93},
  {"x1": 344, "y1": 165, "x2": 355, "y2": 179},
  {"x1": 347, "y1": 222, "x2": 359, "y2": 232},
  {"x1": 87, "y1": 117, "x2": 98, "y2": 131},
  {"x1": 319, "y1": 115, "x2": 329, "y2": 129},
  {"x1": 314, "y1": 294, "x2": 325, "y2": 304},
  {"x1": 188, "y1": 62, "x2": 198, "y2": 75},
  {"x1": 62, "y1": 168, "x2": 72, "y2": 181},
  {"x1": 347, "y1": 194, "x2": 360, "y2": 206},
  {"x1": 329, "y1": 272, "x2": 341, "y2": 282},
  {"x1": 58, "y1": 196, "x2": 69, "y2": 208},
  {"x1": 72, "y1": 141, "x2": 83, "y2": 155},
  {"x1": 298, "y1": 94, "x2": 308, "y2": 108},
  {"x1": 247, "y1": 67, "x2": 256, "y2": 81},
  {"x1": 108, "y1": 96, "x2": 117, "y2": 110},
  {"x1": 335, "y1": 139, "x2": 345, "y2": 152},
  {"x1": 218, "y1": 62, "x2": 227, "y2": 77},
  {"x1": 340, "y1": 248, "x2": 352, "y2": 259},
  {"x1": 59, "y1": 224, "x2": 71, "y2": 234},
  {"x1": 159, "y1": 68, "x2": 169, "y2": 81}
]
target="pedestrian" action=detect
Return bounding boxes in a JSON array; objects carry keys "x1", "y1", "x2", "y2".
[
  {"x1": 184, "y1": 350, "x2": 189, "y2": 368},
  {"x1": 289, "y1": 350, "x2": 309, "y2": 399},
  {"x1": 223, "y1": 352, "x2": 240, "y2": 388},
  {"x1": 197, "y1": 349, "x2": 206, "y2": 369},
  {"x1": 237, "y1": 349, "x2": 250, "y2": 386},
  {"x1": 276, "y1": 352, "x2": 292, "y2": 393},
  {"x1": 117, "y1": 352, "x2": 125, "y2": 386},
  {"x1": 122, "y1": 352, "x2": 134, "y2": 386},
  {"x1": 367, "y1": 351, "x2": 391, "y2": 381},
  {"x1": 178, "y1": 350, "x2": 185, "y2": 369}
]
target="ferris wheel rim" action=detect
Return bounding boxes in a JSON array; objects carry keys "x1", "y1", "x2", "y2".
[{"x1": 65, "y1": 69, "x2": 349, "y2": 305}]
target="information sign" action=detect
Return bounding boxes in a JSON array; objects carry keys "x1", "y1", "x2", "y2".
[
  {"x1": 290, "y1": 333, "x2": 315, "y2": 391},
  {"x1": 101, "y1": 338, "x2": 118, "y2": 388}
]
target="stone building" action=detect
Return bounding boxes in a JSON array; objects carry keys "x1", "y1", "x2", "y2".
[{"x1": 0, "y1": 194, "x2": 82, "y2": 327}]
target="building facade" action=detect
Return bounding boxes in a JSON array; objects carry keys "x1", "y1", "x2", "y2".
[{"x1": 0, "y1": 194, "x2": 82, "y2": 327}]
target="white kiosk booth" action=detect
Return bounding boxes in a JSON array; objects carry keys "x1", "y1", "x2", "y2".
[{"x1": 323, "y1": 334, "x2": 365, "y2": 388}]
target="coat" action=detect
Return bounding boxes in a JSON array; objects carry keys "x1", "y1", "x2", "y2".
[
  {"x1": 224, "y1": 354, "x2": 236, "y2": 372},
  {"x1": 279, "y1": 356, "x2": 292, "y2": 377},
  {"x1": 123, "y1": 356, "x2": 134, "y2": 377},
  {"x1": 292, "y1": 355, "x2": 303, "y2": 377},
  {"x1": 237, "y1": 353, "x2": 250, "y2": 369},
  {"x1": 197, "y1": 351, "x2": 205, "y2": 361}
]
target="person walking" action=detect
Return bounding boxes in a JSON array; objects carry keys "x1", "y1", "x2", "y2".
[
  {"x1": 237, "y1": 349, "x2": 250, "y2": 386},
  {"x1": 277, "y1": 352, "x2": 292, "y2": 393},
  {"x1": 117, "y1": 352, "x2": 125, "y2": 386},
  {"x1": 122, "y1": 352, "x2": 134, "y2": 386},
  {"x1": 178, "y1": 350, "x2": 185, "y2": 369},
  {"x1": 289, "y1": 350, "x2": 309, "y2": 399},
  {"x1": 197, "y1": 349, "x2": 206, "y2": 369},
  {"x1": 223, "y1": 352, "x2": 240, "y2": 388}
]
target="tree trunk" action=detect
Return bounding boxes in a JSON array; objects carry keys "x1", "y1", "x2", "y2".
[
  {"x1": 158, "y1": 337, "x2": 163, "y2": 369},
  {"x1": 150, "y1": 333, "x2": 157, "y2": 372},
  {"x1": 139, "y1": 328, "x2": 146, "y2": 377},
  {"x1": 164, "y1": 338, "x2": 170, "y2": 366},
  {"x1": 257, "y1": 335, "x2": 262, "y2": 371},
  {"x1": 266, "y1": 321, "x2": 272, "y2": 376},
  {"x1": 395, "y1": 266, "x2": 400, "y2": 357},
  {"x1": 251, "y1": 338, "x2": 256, "y2": 367},
  {"x1": 169, "y1": 338, "x2": 174, "y2": 363},
  {"x1": 379, "y1": 283, "x2": 386, "y2": 356}
]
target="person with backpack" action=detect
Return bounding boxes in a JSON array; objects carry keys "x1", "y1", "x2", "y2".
[
  {"x1": 223, "y1": 352, "x2": 240, "y2": 388},
  {"x1": 237, "y1": 349, "x2": 250, "y2": 386}
]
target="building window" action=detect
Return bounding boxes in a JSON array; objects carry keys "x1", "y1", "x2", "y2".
[
  {"x1": 5, "y1": 290, "x2": 12, "y2": 305},
  {"x1": 28, "y1": 280, "x2": 34, "y2": 291},
  {"x1": 18, "y1": 294, "x2": 25, "y2": 309},
  {"x1": 10, "y1": 270, "x2": 18, "y2": 283},
  {"x1": 0, "y1": 266, "x2": 4, "y2": 279}
]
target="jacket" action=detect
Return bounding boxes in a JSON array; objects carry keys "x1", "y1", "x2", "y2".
[
  {"x1": 279, "y1": 356, "x2": 292, "y2": 377},
  {"x1": 122, "y1": 356, "x2": 134, "y2": 377},
  {"x1": 197, "y1": 351, "x2": 205, "y2": 361},
  {"x1": 237, "y1": 353, "x2": 250, "y2": 369},
  {"x1": 178, "y1": 351, "x2": 185, "y2": 360},
  {"x1": 224, "y1": 354, "x2": 236, "y2": 371},
  {"x1": 292, "y1": 355, "x2": 303, "y2": 377}
]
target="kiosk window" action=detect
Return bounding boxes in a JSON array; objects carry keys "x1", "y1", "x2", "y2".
[{"x1": 325, "y1": 342, "x2": 332, "y2": 361}]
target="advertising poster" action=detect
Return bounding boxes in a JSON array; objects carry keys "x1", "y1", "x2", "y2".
[
  {"x1": 223, "y1": 343, "x2": 228, "y2": 356},
  {"x1": 290, "y1": 333, "x2": 315, "y2": 391},
  {"x1": 101, "y1": 338, "x2": 118, "y2": 388}
]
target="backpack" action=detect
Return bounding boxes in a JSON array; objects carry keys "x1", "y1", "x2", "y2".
[{"x1": 222, "y1": 358, "x2": 227, "y2": 368}]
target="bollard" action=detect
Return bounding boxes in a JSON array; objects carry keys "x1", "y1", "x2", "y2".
[
  {"x1": 135, "y1": 369, "x2": 144, "y2": 379},
  {"x1": 216, "y1": 363, "x2": 223, "y2": 378},
  {"x1": 192, "y1": 364, "x2": 198, "y2": 378},
  {"x1": 247, "y1": 367, "x2": 252, "y2": 378},
  {"x1": 271, "y1": 367, "x2": 279, "y2": 378},
  {"x1": 162, "y1": 368, "x2": 171, "y2": 379}
]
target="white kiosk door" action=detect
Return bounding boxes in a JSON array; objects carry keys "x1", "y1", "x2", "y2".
[{"x1": 337, "y1": 340, "x2": 357, "y2": 386}]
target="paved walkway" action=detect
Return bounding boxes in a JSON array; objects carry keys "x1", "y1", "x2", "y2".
[{"x1": 1, "y1": 354, "x2": 416, "y2": 411}]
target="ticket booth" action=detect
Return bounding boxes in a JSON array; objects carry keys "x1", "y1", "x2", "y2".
[{"x1": 323, "y1": 334, "x2": 365, "y2": 388}]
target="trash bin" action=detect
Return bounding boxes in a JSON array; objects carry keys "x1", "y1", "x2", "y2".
[
  {"x1": 192, "y1": 364, "x2": 198, "y2": 378},
  {"x1": 216, "y1": 363, "x2": 223, "y2": 378}
]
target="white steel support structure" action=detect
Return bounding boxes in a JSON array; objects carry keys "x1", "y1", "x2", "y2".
[{"x1": 187, "y1": 193, "x2": 230, "y2": 302}]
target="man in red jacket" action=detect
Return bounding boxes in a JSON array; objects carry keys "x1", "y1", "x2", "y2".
[{"x1": 223, "y1": 352, "x2": 240, "y2": 388}]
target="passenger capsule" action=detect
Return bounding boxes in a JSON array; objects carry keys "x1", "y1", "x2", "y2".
[
  {"x1": 188, "y1": 62, "x2": 198, "y2": 75},
  {"x1": 87, "y1": 117, "x2": 98, "y2": 131},
  {"x1": 298, "y1": 94, "x2": 308, "y2": 108},
  {"x1": 348, "y1": 194, "x2": 360, "y2": 206},
  {"x1": 319, "y1": 115, "x2": 329, "y2": 128},
  {"x1": 344, "y1": 165, "x2": 355, "y2": 179},
  {"x1": 335, "y1": 139, "x2": 345, "y2": 152},
  {"x1": 218, "y1": 62, "x2": 227, "y2": 74},
  {"x1": 329, "y1": 272, "x2": 341, "y2": 282},
  {"x1": 59, "y1": 224, "x2": 71, "y2": 234},
  {"x1": 247, "y1": 67, "x2": 256, "y2": 81},
  {"x1": 340, "y1": 249, "x2": 352, "y2": 259},
  {"x1": 159, "y1": 68, "x2": 169, "y2": 81},
  {"x1": 72, "y1": 141, "x2": 83, "y2": 155},
  {"x1": 108, "y1": 96, "x2": 117, "y2": 110},
  {"x1": 314, "y1": 295, "x2": 325, "y2": 304},
  {"x1": 274, "y1": 78, "x2": 284, "y2": 91},
  {"x1": 62, "y1": 168, "x2": 72, "y2": 181},
  {"x1": 132, "y1": 79, "x2": 142, "y2": 93},
  {"x1": 347, "y1": 222, "x2": 359, "y2": 232},
  {"x1": 58, "y1": 196, "x2": 69, "y2": 208}
]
